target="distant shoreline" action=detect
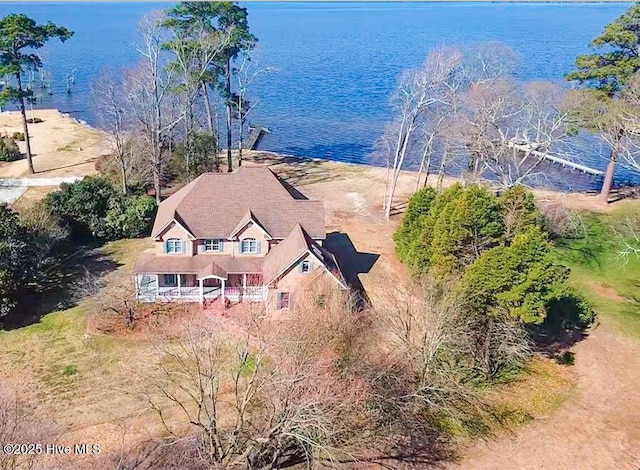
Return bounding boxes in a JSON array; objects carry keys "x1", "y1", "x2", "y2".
[{"x1": 0, "y1": 108, "x2": 626, "y2": 204}]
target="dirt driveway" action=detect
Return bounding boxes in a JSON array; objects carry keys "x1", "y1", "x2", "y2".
[{"x1": 448, "y1": 317, "x2": 640, "y2": 470}]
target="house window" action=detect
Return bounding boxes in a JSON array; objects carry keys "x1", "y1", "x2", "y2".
[
  {"x1": 301, "y1": 260, "x2": 311, "y2": 273},
  {"x1": 164, "y1": 274, "x2": 177, "y2": 286},
  {"x1": 166, "y1": 238, "x2": 183, "y2": 254},
  {"x1": 203, "y1": 239, "x2": 221, "y2": 252},
  {"x1": 241, "y1": 238, "x2": 259, "y2": 254},
  {"x1": 276, "y1": 292, "x2": 290, "y2": 310}
]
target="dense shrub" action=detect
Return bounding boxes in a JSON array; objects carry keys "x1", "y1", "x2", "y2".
[
  {"x1": 394, "y1": 184, "x2": 505, "y2": 274},
  {"x1": 104, "y1": 194, "x2": 156, "y2": 238},
  {"x1": 393, "y1": 187, "x2": 436, "y2": 270},
  {"x1": 394, "y1": 184, "x2": 594, "y2": 329},
  {"x1": 430, "y1": 185, "x2": 504, "y2": 272},
  {"x1": 26, "y1": 117, "x2": 43, "y2": 124},
  {"x1": 0, "y1": 137, "x2": 21, "y2": 162},
  {"x1": 11, "y1": 131, "x2": 24, "y2": 141},
  {"x1": 0, "y1": 203, "x2": 67, "y2": 322},
  {"x1": 45, "y1": 175, "x2": 156, "y2": 241},
  {"x1": 460, "y1": 225, "x2": 592, "y2": 325},
  {"x1": 499, "y1": 185, "x2": 539, "y2": 241}
]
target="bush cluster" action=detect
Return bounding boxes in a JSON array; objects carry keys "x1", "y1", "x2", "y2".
[
  {"x1": 45, "y1": 175, "x2": 156, "y2": 241},
  {"x1": 394, "y1": 184, "x2": 594, "y2": 328},
  {"x1": 0, "y1": 137, "x2": 20, "y2": 162},
  {"x1": 0, "y1": 203, "x2": 67, "y2": 320}
]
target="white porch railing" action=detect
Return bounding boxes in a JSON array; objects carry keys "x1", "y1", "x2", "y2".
[
  {"x1": 136, "y1": 279, "x2": 267, "y2": 304},
  {"x1": 137, "y1": 286, "x2": 222, "y2": 302},
  {"x1": 224, "y1": 286, "x2": 267, "y2": 302}
]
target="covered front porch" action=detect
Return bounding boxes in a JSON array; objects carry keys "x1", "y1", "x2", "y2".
[{"x1": 135, "y1": 273, "x2": 267, "y2": 304}]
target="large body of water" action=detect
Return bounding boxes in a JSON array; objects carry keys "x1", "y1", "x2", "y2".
[{"x1": 0, "y1": 2, "x2": 634, "y2": 188}]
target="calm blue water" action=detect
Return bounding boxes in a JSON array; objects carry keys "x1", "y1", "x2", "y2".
[{"x1": 0, "y1": 2, "x2": 635, "y2": 188}]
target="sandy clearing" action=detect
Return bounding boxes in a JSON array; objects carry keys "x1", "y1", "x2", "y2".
[
  {"x1": 0, "y1": 109, "x2": 109, "y2": 179},
  {"x1": 244, "y1": 150, "x2": 640, "y2": 215}
]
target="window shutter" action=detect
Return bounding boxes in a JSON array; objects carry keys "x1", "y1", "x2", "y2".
[
  {"x1": 257, "y1": 241, "x2": 261, "y2": 253},
  {"x1": 298, "y1": 262, "x2": 303, "y2": 273},
  {"x1": 164, "y1": 240, "x2": 168, "y2": 253},
  {"x1": 219, "y1": 239, "x2": 224, "y2": 252},
  {"x1": 309, "y1": 261, "x2": 314, "y2": 271},
  {"x1": 181, "y1": 240, "x2": 186, "y2": 254}
]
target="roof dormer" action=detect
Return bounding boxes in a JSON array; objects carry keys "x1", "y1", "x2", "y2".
[{"x1": 229, "y1": 210, "x2": 272, "y2": 240}]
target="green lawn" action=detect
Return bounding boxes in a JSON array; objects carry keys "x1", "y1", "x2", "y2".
[{"x1": 553, "y1": 204, "x2": 640, "y2": 337}]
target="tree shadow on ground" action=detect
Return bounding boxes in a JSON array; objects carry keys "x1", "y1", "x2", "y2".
[
  {"x1": 529, "y1": 326, "x2": 590, "y2": 365},
  {"x1": 388, "y1": 199, "x2": 409, "y2": 217},
  {"x1": 349, "y1": 427, "x2": 457, "y2": 469},
  {"x1": 34, "y1": 157, "x2": 98, "y2": 175},
  {"x1": 324, "y1": 231, "x2": 379, "y2": 307},
  {"x1": 608, "y1": 185, "x2": 640, "y2": 203},
  {"x1": 2, "y1": 244, "x2": 121, "y2": 330},
  {"x1": 528, "y1": 299, "x2": 595, "y2": 364},
  {"x1": 249, "y1": 151, "x2": 347, "y2": 186}
]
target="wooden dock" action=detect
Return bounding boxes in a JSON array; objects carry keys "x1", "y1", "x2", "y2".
[
  {"x1": 508, "y1": 141, "x2": 604, "y2": 177},
  {"x1": 245, "y1": 126, "x2": 269, "y2": 150}
]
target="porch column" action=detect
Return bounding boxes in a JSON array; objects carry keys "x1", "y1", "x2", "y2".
[
  {"x1": 243, "y1": 274, "x2": 247, "y2": 294},
  {"x1": 199, "y1": 278, "x2": 204, "y2": 304},
  {"x1": 155, "y1": 274, "x2": 159, "y2": 298},
  {"x1": 221, "y1": 278, "x2": 225, "y2": 303},
  {"x1": 177, "y1": 274, "x2": 181, "y2": 298}
]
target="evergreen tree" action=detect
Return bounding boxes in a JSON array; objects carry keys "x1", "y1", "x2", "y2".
[
  {"x1": 0, "y1": 14, "x2": 73, "y2": 173},
  {"x1": 566, "y1": 4, "x2": 640, "y2": 203}
]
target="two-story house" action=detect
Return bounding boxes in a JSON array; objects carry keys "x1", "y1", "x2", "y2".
[{"x1": 133, "y1": 165, "x2": 346, "y2": 310}]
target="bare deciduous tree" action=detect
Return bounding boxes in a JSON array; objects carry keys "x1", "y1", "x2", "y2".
[
  {"x1": 455, "y1": 77, "x2": 522, "y2": 184},
  {"x1": 611, "y1": 72, "x2": 640, "y2": 178},
  {"x1": 149, "y1": 286, "x2": 371, "y2": 469},
  {"x1": 127, "y1": 11, "x2": 185, "y2": 204},
  {"x1": 74, "y1": 271, "x2": 164, "y2": 331},
  {"x1": 380, "y1": 42, "x2": 586, "y2": 206},
  {"x1": 0, "y1": 377, "x2": 52, "y2": 470},
  {"x1": 232, "y1": 53, "x2": 275, "y2": 166},
  {"x1": 473, "y1": 81, "x2": 576, "y2": 189},
  {"x1": 370, "y1": 276, "x2": 531, "y2": 439},
  {"x1": 382, "y1": 46, "x2": 462, "y2": 218},
  {"x1": 93, "y1": 68, "x2": 134, "y2": 194}
]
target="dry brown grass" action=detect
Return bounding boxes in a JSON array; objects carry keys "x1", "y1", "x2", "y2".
[
  {"x1": 0, "y1": 239, "x2": 172, "y2": 466},
  {"x1": 486, "y1": 357, "x2": 577, "y2": 423}
]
